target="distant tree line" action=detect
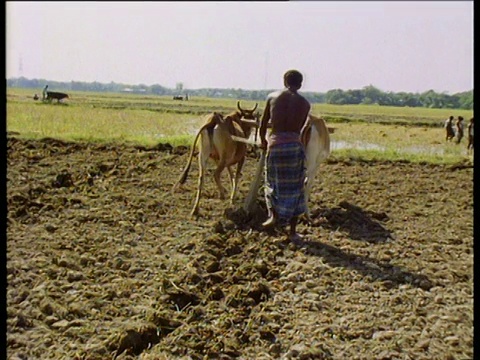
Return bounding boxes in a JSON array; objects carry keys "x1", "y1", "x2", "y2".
[
  {"x1": 7, "y1": 77, "x2": 473, "y2": 110},
  {"x1": 323, "y1": 85, "x2": 473, "y2": 110}
]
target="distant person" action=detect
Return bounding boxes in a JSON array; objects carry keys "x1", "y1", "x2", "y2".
[
  {"x1": 42, "y1": 85, "x2": 49, "y2": 101},
  {"x1": 455, "y1": 116, "x2": 464, "y2": 144},
  {"x1": 467, "y1": 117, "x2": 474, "y2": 152},
  {"x1": 259, "y1": 69, "x2": 311, "y2": 243},
  {"x1": 444, "y1": 115, "x2": 455, "y2": 141}
]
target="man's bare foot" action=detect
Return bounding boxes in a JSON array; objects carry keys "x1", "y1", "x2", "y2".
[
  {"x1": 289, "y1": 233, "x2": 305, "y2": 246},
  {"x1": 262, "y1": 216, "x2": 277, "y2": 229}
]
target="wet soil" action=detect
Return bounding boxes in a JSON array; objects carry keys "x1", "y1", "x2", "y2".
[{"x1": 6, "y1": 136, "x2": 473, "y2": 359}]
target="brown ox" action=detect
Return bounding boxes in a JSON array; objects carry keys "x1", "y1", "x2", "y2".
[{"x1": 173, "y1": 101, "x2": 259, "y2": 216}]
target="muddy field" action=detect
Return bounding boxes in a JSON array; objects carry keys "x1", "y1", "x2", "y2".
[{"x1": 6, "y1": 136, "x2": 473, "y2": 360}]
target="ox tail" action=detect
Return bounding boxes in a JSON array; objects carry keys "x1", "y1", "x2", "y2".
[{"x1": 175, "y1": 122, "x2": 211, "y2": 187}]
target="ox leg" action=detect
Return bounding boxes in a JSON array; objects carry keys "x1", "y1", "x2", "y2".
[
  {"x1": 225, "y1": 166, "x2": 236, "y2": 204},
  {"x1": 304, "y1": 155, "x2": 319, "y2": 221},
  {"x1": 226, "y1": 166, "x2": 236, "y2": 204},
  {"x1": 230, "y1": 159, "x2": 245, "y2": 205},
  {"x1": 304, "y1": 177, "x2": 313, "y2": 220},
  {"x1": 305, "y1": 153, "x2": 327, "y2": 221},
  {"x1": 214, "y1": 161, "x2": 228, "y2": 200},
  {"x1": 226, "y1": 166, "x2": 235, "y2": 190},
  {"x1": 191, "y1": 152, "x2": 208, "y2": 217}
]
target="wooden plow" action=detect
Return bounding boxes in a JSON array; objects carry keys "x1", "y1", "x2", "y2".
[{"x1": 230, "y1": 119, "x2": 265, "y2": 215}]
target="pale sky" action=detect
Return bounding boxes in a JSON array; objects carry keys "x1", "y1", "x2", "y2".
[{"x1": 6, "y1": 1, "x2": 474, "y2": 94}]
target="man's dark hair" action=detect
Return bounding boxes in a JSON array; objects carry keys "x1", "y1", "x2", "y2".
[{"x1": 284, "y1": 70, "x2": 303, "y2": 89}]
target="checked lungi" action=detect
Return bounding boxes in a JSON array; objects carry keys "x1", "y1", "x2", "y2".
[{"x1": 264, "y1": 132, "x2": 307, "y2": 225}]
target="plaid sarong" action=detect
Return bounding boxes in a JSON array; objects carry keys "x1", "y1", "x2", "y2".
[{"x1": 264, "y1": 141, "x2": 307, "y2": 225}]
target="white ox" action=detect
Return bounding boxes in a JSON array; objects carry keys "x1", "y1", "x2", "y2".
[
  {"x1": 301, "y1": 114, "x2": 331, "y2": 219},
  {"x1": 173, "y1": 102, "x2": 259, "y2": 216}
]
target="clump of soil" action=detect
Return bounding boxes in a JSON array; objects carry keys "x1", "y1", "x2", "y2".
[{"x1": 6, "y1": 136, "x2": 473, "y2": 359}]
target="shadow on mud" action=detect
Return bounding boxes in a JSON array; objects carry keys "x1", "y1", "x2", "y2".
[
  {"x1": 299, "y1": 239, "x2": 434, "y2": 291},
  {"x1": 225, "y1": 200, "x2": 393, "y2": 243},
  {"x1": 226, "y1": 200, "x2": 432, "y2": 291},
  {"x1": 309, "y1": 200, "x2": 393, "y2": 244}
]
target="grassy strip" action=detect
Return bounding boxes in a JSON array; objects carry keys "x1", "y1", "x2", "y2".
[{"x1": 7, "y1": 88, "x2": 473, "y2": 164}]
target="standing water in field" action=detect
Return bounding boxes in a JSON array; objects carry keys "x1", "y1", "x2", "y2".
[
  {"x1": 331, "y1": 140, "x2": 386, "y2": 152},
  {"x1": 183, "y1": 127, "x2": 466, "y2": 157},
  {"x1": 329, "y1": 140, "x2": 469, "y2": 156}
]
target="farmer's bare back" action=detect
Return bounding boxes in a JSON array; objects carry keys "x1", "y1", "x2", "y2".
[{"x1": 268, "y1": 90, "x2": 310, "y2": 134}]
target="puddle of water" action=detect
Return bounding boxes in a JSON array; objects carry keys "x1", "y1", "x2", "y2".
[
  {"x1": 332, "y1": 140, "x2": 386, "y2": 152},
  {"x1": 331, "y1": 140, "x2": 450, "y2": 156},
  {"x1": 161, "y1": 128, "x2": 466, "y2": 157},
  {"x1": 403, "y1": 145, "x2": 445, "y2": 156}
]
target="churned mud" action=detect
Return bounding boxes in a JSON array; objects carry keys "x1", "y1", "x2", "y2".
[{"x1": 6, "y1": 136, "x2": 473, "y2": 359}]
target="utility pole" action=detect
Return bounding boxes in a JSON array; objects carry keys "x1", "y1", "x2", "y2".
[{"x1": 18, "y1": 54, "x2": 23, "y2": 77}]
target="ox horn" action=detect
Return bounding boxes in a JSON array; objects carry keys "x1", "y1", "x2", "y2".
[{"x1": 238, "y1": 101, "x2": 258, "y2": 113}]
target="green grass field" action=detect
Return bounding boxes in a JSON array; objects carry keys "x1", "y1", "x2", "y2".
[{"x1": 7, "y1": 87, "x2": 473, "y2": 164}]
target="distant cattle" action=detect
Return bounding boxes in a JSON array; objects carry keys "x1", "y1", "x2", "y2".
[
  {"x1": 173, "y1": 101, "x2": 259, "y2": 216},
  {"x1": 46, "y1": 91, "x2": 69, "y2": 103},
  {"x1": 173, "y1": 94, "x2": 189, "y2": 101}
]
